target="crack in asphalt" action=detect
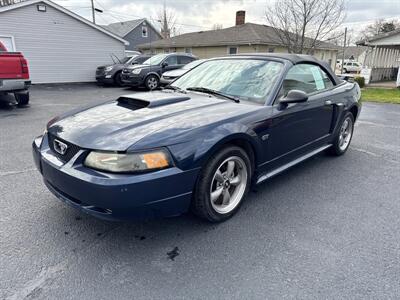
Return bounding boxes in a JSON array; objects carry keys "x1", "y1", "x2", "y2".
[
  {"x1": 356, "y1": 120, "x2": 400, "y2": 130},
  {"x1": 350, "y1": 147, "x2": 400, "y2": 165},
  {"x1": 0, "y1": 168, "x2": 36, "y2": 177},
  {"x1": 5, "y1": 224, "x2": 123, "y2": 300}
]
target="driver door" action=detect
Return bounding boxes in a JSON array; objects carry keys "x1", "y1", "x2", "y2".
[{"x1": 267, "y1": 63, "x2": 335, "y2": 167}]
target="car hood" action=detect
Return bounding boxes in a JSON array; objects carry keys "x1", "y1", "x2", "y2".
[
  {"x1": 162, "y1": 69, "x2": 187, "y2": 78},
  {"x1": 124, "y1": 64, "x2": 153, "y2": 71},
  {"x1": 48, "y1": 91, "x2": 260, "y2": 151}
]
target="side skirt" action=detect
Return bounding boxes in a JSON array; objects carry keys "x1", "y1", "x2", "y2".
[{"x1": 256, "y1": 144, "x2": 332, "y2": 184}]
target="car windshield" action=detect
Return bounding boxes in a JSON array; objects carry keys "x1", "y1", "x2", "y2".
[
  {"x1": 121, "y1": 56, "x2": 135, "y2": 64},
  {"x1": 171, "y1": 59, "x2": 283, "y2": 104},
  {"x1": 134, "y1": 56, "x2": 150, "y2": 64},
  {"x1": 182, "y1": 59, "x2": 205, "y2": 70},
  {"x1": 142, "y1": 54, "x2": 168, "y2": 65}
]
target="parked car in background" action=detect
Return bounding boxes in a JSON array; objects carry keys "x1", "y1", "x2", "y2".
[
  {"x1": 342, "y1": 61, "x2": 362, "y2": 73},
  {"x1": 160, "y1": 59, "x2": 206, "y2": 86},
  {"x1": 96, "y1": 54, "x2": 152, "y2": 86},
  {"x1": 0, "y1": 41, "x2": 30, "y2": 106},
  {"x1": 33, "y1": 54, "x2": 361, "y2": 223},
  {"x1": 121, "y1": 53, "x2": 197, "y2": 90}
]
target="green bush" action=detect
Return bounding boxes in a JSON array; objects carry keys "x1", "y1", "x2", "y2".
[{"x1": 354, "y1": 76, "x2": 365, "y2": 88}]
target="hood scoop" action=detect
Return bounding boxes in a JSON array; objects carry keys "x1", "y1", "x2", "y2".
[{"x1": 117, "y1": 92, "x2": 190, "y2": 109}]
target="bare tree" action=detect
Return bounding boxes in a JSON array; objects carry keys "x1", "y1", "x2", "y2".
[
  {"x1": 265, "y1": 0, "x2": 345, "y2": 54},
  {"x1": 358, "y1": 19, "x2": 399, "y2": 40},
  {"x1": 212, "y1": 24, "x2": 223, "y2": 30},
  {"x1": 157, "y1": 2, "x2": 177, "y2": 39},
  {"x1": 0, "y1": 0, "x2": 25, "y2": 7}
]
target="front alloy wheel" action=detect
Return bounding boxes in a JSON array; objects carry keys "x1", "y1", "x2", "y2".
[
  {"x1": 192, "y1": 145, "x2": 252, "y2": 222},
  {"x1": 145, "y1": 75, "x2": 159, "y2": 90},
  {"x1": 210, "y1": 156, "x2": 248, "y2": 214}
]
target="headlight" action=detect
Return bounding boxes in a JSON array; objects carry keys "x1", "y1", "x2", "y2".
[
  {"x1": 131, "y1": 68, "x2": 142, "y2": 74},
  {"x1": 84, "y1": 149, "x2": 173, "y2": 173},
  {"x1": 105, "y1": 66, "x2": 113, "y2": 72}
]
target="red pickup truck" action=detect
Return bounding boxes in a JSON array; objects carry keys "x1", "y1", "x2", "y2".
[{"x1": 0, "y1": 41, "x2": 30, "y2": 106}]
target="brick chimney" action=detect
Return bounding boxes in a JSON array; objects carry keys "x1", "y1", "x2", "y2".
[{"x1": 236, "y1": 10, "x2": 245, "y2": 26}]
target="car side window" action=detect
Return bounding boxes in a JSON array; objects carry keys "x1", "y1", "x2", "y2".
[
  {"x1": 281, "y1": 64, "x2": 334, "y2": 96},
  {"x1": 164, "y1": 55, "x2": 178, "y2": 66},
  {"x1": 178, "y1": 56, "x2": 193, "y2": 65}
]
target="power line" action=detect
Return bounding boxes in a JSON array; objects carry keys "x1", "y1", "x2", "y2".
[{"x1": 93, "y1": 0, "x2": 212, "y2": 30}]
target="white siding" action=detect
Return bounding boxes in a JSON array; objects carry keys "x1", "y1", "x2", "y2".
[{"x1": 0, "y1": 2, "x2": 125, "y2": 83}]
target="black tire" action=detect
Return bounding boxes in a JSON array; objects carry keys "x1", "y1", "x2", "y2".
[
  {"x1": 114, "y1": 71, "x2": 123, "y2": 87},
  {"x1": 343, "y1": 68, "x2": 347, "y2": 73},
  {"x1": 145, "y1": 75, "x2": 159, "y2": 90},
  {"x1": 327, "y1": 112, "x2": 354, "y2": 156},
  {"x1": 15, "y1": 91, "x2": 29, "y2": 107},
  {"x1": 191, "y1": 145, "x2": 252, "y2": 222}
]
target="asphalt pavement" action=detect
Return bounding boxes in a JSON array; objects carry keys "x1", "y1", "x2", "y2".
[{"x1": 0, "y1": 84, "x2": 399, "y2": 299}]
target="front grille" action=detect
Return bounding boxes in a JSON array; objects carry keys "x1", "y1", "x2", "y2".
[
  {"x1": 48, "y1": 133, "x2": 81, "y2": 163},
  {"x1": 96, "y1": 67, "x2": 105, "y2": 76}
]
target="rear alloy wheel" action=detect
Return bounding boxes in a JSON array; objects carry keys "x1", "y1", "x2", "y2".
[
  {"x1": 192, "y1": 146, "x2": 252, "y2": 222},
  {"x1": 145, "y1": 75, "x2": 159, "y2": 90},
  {"x1": 328, "y1": 112, "x2": 354, "y2": 156}
]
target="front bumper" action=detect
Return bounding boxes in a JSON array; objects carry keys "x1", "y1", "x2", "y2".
[
  {"x1": 32, "y1": 135, "x2": 199, "y2": 221},
  {"x1": 95, "y1": 74, "x2": 114, "y2": 85},
  {"x1": 0, "y1": 79, "x2": 31, "y2": 92},
  {"x1": 121, "y1": 73, "x2": 144, "y2": 87},
  {"x1": 160, "y1": 77, "x2": 175, "y2": 86}
]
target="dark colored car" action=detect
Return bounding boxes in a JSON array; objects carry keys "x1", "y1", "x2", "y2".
[
  {"x1": 121, "y1": 53, "x2": 197, "y2": 90},
  {"x1": 95, "y1": 54, "x2": 152, "y2": 86},
  {"x1": 160, "y1": 59, "x2": 206, "y2": 86},
  {"x1": 32, "y1": 54, "x2": 361, "y2": 223}
]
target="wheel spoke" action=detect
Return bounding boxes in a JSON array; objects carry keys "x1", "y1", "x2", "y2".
[
  {"x1": 230, "y1": 175, "x2": 241, "y2": 186},
  {"x1": 222, "y1": 189, "x2": 231, "y2": 205},
  {"x1": 226, "y1": 161, "x2": 235, "y2": 178},
  {"x1": 215, "y1": 170, "x2": 224, "y2": 183},
  {"x1": 211, "y1": 187, "x2": 223, "y2": 202}
]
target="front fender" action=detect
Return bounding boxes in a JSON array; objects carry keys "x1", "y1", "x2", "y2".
[
  {"x1": 168, "y1": 122, "x2": 262, "y2": 170},
  {"x1": 145, "y1": 71, "x2": 161, "y2": 79}
]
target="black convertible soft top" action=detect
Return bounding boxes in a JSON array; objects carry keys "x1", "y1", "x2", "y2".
[{"x1": 228, "y1": 53, "x2": 342, "y2": 85}]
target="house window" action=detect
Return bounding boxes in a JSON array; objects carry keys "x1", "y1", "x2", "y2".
[
  {"x1": 268, "y1": 47, "x2": 274, "y2": 53},
  {"x1": 228, "y1": 46, "x2": 238, "y2": 55},
  {"x1": 142, "y1": 26, "x2": 148, "y2": 38},
  {"x1": 185, "y1": 47, "x2": 192, "y2": 54}
]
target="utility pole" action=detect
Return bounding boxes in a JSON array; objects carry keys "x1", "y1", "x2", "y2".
[
  {"x1": 91, "y1": 0, "x2": 96, "y2": 24},
  {"x1": 340, "y1": 27, "x2": 347, "y2": 74}
]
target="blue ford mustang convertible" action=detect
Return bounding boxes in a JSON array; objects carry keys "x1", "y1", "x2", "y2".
[{"x1": 32, "y1": 54, "x2": 361, "y2": 222}]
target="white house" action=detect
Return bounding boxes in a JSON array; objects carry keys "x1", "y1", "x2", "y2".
[
  {"x1": 0, "y1": 0, "x2": 128, "y2": 83},
  {"x1": 357, "y1": 29, "x2": 400, "y2": 83}
]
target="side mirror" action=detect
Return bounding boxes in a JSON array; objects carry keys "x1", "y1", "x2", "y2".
[
  {"x1": 161, "y1": 62, "x2": 168, "y2": 68},
  {"x1": 280, "y1": 90, "x2": 308, "y2": 105}
]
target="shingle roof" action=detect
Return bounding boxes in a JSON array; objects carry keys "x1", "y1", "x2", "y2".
[
  {"x1": 102, "y1": 19, "x2": 162, "y2": 39},
  {"x1": 357, "y1": 28, "x2": 400, "y2": 46},
  {"x1": 137, "y1": 23, "x2": 339, "y2": 51}
]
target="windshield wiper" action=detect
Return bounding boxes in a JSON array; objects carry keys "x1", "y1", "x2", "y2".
[
  {"x1": 162, "y1": 85, "x2": 187, "y2": 94},
  {"x1": 186, "y1": 87, "x2": 240, "y2": 103}
]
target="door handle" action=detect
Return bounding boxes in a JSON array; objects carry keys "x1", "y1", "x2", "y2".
[{"x1": 325, "y1": 100, "x2": 333, "y2": 105}]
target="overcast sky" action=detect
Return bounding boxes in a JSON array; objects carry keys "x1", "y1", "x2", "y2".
[{"x1": 55, "y1": 0, "x2": 400, "y2": 37}]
